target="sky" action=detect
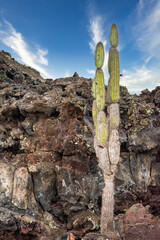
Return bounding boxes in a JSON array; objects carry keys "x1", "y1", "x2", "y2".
[{"x1": 0, "y1": 0, "x2": 159, "y2": 94}]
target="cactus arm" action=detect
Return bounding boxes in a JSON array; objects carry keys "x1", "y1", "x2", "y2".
[
  {"x1": 96, "y1": 111, "x2": 108, "y2": 147},
  {"x1": 95, "y1": 68, "x2": 105, "y2": 111},
  {"x1": 108, "y1": 103, "x2": 120, "y2": 129},
  {"x1": 109, "y1": 23, "x2": 119, "y2": 48},
  {"x1": 92, "y1": 100, "x2": 98, "y2": 127},
  {"x1": 109, "y1": 49, "x2": 120, "y2": 102},
  {"x1": 95, "y1": 42, "x2": 104, "y2": 68}
]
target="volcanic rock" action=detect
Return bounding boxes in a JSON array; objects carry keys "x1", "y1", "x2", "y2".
[{"x1": 0, "y1": 51, "x2": 160, "y2": 239}]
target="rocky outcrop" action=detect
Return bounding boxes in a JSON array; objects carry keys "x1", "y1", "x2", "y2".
[{"x1": 0, "y1": 51, "x2": 160, "y2": 239}]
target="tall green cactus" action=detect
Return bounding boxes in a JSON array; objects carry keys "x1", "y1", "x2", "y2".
[
  {"x1": 92, "y1": 41, "x2": 106, "y2": 146},
  {"x1": 92, "y1": 23, "x2": 120, "y2": 237}
]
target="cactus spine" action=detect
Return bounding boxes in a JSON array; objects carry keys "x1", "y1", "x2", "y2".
[{"x1": 92, "y1": 23, "x2": 120, "y2": 237}]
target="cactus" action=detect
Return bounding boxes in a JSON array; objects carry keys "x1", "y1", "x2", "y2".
[
  {"x1": 108, "y1": 47, "x2": 114, "y2": 75},
  {"x1": 108, "y1": 103, "x2": 120, "y2": 129},
  {"x1": 95, "y1": 42, "x2": 104, "y2": 68},
  {"x1": 108, "y1": 129, "x2": 120, "y2": 166},
  {"x1": 109, "y1": 48, "x2": 120, "y2": 102},
  {"x1": 108, "y1": 48, "x2": 111, "y2": 75},
  {"x1": 91, "y1": 23, "x2": 120, "y2": 236},
  {"x1": 109, "y1": 23, "x2": 118, "y2": 48},
  {"x1": 96, "y1": 111, "x2": 108, "y2": 147},
  {"x1": 92, "y1": 100, "x2": 98, "y2": 127},
  {"x1": 95, "y1": 68, "x2": 105, "y2": 110}
]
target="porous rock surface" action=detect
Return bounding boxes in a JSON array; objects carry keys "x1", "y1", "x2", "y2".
[{"x1": 0, "y1": 50, "x2": 160, "y2": 239}]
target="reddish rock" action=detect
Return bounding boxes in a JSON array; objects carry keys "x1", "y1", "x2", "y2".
[
  {"x1": 82, "y1": 232, "x2": 121, "y2": 240},
  {"x1": 122, "y1": 203, "x2": 160, "y2": 240}
]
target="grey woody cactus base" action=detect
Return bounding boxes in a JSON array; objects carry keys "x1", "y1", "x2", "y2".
[{"x1": 92, "y1": 23, "x2": 120, "y2": 236}]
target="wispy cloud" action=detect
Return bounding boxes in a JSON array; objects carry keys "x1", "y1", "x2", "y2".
[
  {"x1": 121, "y1": 0, "x2": 160, "y2": 93},
  {"x1": 87, "y1": 69, "x2": 95, "y2": 75},
  {"x1": 36, "y1": 47, "x2": 48, "y2": 65},
  {"x1": 134, "y1": 0, "x2": 160, "y2": 58},
  {"x1": 88, "y1": 16, "x2": 106, "y2": 53},
  {"x1": 121, "y1": 65, "x2": 159, "y2": 93},
  {"x1": 64, "y1": 70, "x2": 71, "y2": 77},
  {"x1": 0, "y1": 19, "x2": 52, "y2": 79},
  {"x1": 137, "y1": 0, "x2": 144, "y2": 16},
  {"x1": 145, "y1": 55, "x2": 153, "y2": 64},
  {"x1": 88, "y1": 15, "x2": 109, "y2": 82}
]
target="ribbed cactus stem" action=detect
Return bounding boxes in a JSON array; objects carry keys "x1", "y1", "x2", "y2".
[
  {"x1": 92, "y1": 78, "x2": 96, "y2": 98},
  {"x1": 108, "y1": 103, "x2": 120, "y2": 129},
  {"x1": 109, "y1": 48, "x2": 120, "y2": 102},
  {"x1": 96, "y1": 111, "x2": 108, "y2": 147},
  {"x1": 95, "y1": 42, "x2": 104, "y2": 68},
  {"x1": 109, "y1": 23, "x2": 119, "y2": 48},
  {"x1": 108, "y1": 129, "x2": 120, "y2": 174},
  {"x1": 92, "y1": 100, "x2": 98, "y2": 127},
  {"x1": 108, "y1": 47, "x2": 114, "y2": 75},
  {"x1": 106, "y1": 78, "x2": 111, "y2": 103},
  {"x1": 95, "y1": 68, "x2": 105, "y2": 110}
]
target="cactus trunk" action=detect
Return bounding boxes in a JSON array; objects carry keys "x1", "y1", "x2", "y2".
[{"x1": 101, "y1": 175, "x2": 114, "y2": 236}]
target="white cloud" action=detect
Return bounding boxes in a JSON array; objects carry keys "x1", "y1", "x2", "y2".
[
  {"x1": 121, "y1": 0, "x2": 160, "y2": 93},
  {"x1": 88, "y1": 15, "x2": 109, "y2": 83},
  {"x1": 0, "y1": 19, "x2": 52, "y2": 79},
  {"x1": 145, "y1": 55, "x2": 153, "y2": 63},
  {"x1": 121, "y1": 65, "x2": 159, "y2": 93},
  {"x1": 134, "y1": 0, "x2": 160, "y2": 58},
  {"x1": 137, "y1": 0, "x2": 144, "y2": 16},
  {"x1": 87, "y1": 69, "x2": 95, "y2": 75},
  {"x1": 36, "y1": 47, "x2": 48, "y2": 65},
  {"x1": 88, "y1": 16, "x2": 106, "y2": 53},
  {"x1": 64, "y1": 70, "x2": 70, "y2": 77}
]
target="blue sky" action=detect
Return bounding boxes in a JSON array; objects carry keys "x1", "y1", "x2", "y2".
[{"x1": 0, "y1": 0, "x2": 159, "y2": 93}]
